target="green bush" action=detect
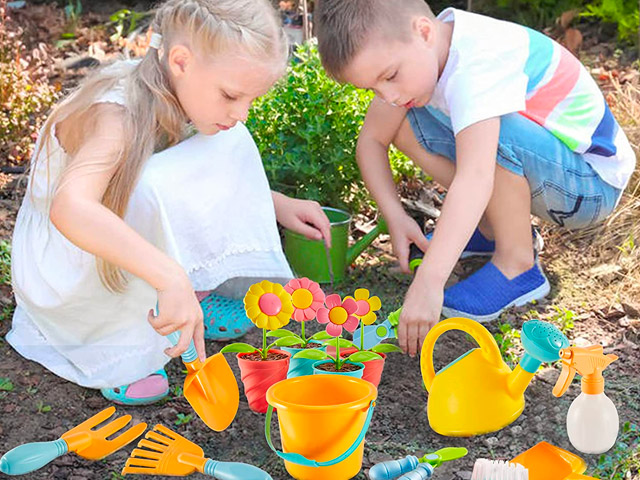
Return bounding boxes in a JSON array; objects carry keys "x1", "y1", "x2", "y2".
[
  {"x1": 247, "y1": 40, "x2": 419, "y2": 213},
  {"x1": 582, "y1": 0, "x2": 639, "y2": 45},
  {"x1": 1, "y1": 3, "x2": 58, "y2": 166}
]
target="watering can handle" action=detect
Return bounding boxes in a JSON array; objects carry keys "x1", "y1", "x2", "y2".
[
  {"x1": 264, "y1": 401, "x2": 376, "y2": 468},
  {"x1": 420, "y1": 317, "x2": 504, "y2": 391}
]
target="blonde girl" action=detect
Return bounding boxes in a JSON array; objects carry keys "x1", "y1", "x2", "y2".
[{"x1": 8, "y1": 0, "x2": 330, "y2": 405}]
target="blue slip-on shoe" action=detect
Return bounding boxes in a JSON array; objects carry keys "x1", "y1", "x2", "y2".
[
  {"x1": 426, "y1": 226, "x2": 544, "y2": 259},
  {"x1": 200, "y1": 293, "x2": 254, "y2": 340},
  {"x1": 441, "y1": 261, "x2": 550, "y2": 323}
]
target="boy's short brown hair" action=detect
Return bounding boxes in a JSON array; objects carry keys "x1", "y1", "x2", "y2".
[{"x1": 316, "y1": 0, "x2": 435, "y2": 81}]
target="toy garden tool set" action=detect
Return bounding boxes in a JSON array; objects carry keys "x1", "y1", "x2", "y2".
[
  {"x1": 284, "y1": 207, "x2": 387, "y2": 284},
  {"x1": 552, "y1": 345, "x2": 619, "y2": 454},
  {"x1": 122, "y1": 424, "x2": 272, "y2": 479},
  {"x1": 420, "y1": 317, "x2": 570, "y2": 436},
  {"x1": 166, "y1": 323, "x2": 239, "y2": 432},
  {"x1": 0, "y1": 407, "x2": 146, "y2": 476},
  {"x1": 368, "y1": 447, "x2": 468, "y2": 480}
]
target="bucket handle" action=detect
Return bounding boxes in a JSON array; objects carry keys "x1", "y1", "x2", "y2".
[{"x1": 264, "y1": 400, "x2": 376, "y2": 468}]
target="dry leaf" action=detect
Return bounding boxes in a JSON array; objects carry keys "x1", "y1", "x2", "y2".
[
  {"x1": 564, "y1": 28, "x2": 583, "y2": 54},
  {"x1": 559, "y1": 9, "x2": 579, "y2": 29}
]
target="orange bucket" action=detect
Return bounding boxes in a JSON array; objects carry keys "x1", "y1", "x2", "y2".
[{"x1": 265, "y1": 375, "x2": 377, "y2": 480}]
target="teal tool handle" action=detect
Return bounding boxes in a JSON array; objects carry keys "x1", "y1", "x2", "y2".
[
  {"x1": 369, "y1": 455, "x2": 419, "y2": 480},
  {"x1": 203, "y1": 459, "x2": 272, "y2": 479},
  {"x1": 265, "y1": 401, "x2": 376, "y2": 468},
  {"x1": 397, "y1": 463, "x2": 434, "y2": 480},
  {"x1": 166, "y1": 329, "x2": 199, "y2": 364},
  {"x1": 0, "y1": 438, "x2": 68, "y2": 475}
]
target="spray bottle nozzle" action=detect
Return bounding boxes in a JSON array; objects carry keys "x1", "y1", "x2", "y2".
[{"x1": 552, "y1": 345, "x2": 618, "y2": 397}]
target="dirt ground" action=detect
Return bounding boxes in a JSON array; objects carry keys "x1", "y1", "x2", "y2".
[{"x1": 1, "y1": 2, "x2": 640, "y2": 479}]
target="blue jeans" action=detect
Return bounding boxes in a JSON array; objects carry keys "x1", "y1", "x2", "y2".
[{"x1": 407, "y1": 107, "x2": 623, "y2": 230}]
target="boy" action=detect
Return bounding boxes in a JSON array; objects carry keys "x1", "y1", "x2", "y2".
[{"x1": 315, "y1": 0, "x2": 636, "y2": 356}]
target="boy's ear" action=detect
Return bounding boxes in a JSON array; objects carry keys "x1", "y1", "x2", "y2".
[
  {"x1": 167, "y1": 44, "x2": 193, "y2": 77},
  {"x1": 414, "y1": 16, "x2": 435, "y2": 45}
]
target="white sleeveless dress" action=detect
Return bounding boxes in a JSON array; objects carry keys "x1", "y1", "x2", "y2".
[{"x1": 7, "y1": 65, "x2": 293, "y2": 388}]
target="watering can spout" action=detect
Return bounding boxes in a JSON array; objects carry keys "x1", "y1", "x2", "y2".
[
  {"x1": 346, "y1": 218, "x2": 388, "y2": 265},
  {"x1": 506, "y1": 364, "x2": 535, "y2": 399}
]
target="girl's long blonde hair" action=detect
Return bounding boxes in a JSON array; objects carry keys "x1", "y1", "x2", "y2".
[{"x1": 35, "y1": 0, "x2": 288, "y2": 292}]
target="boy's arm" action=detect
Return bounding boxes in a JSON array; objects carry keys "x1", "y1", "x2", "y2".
[
  {"x1": 399, "y1": 117, "x2": 500, "y2": 356},
  {"x1": 356, "y1": 97, "x2": 430, "y2": 271}
]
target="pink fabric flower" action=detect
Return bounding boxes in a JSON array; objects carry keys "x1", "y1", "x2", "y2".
[
  {"x1": 316, "y1": 294, "x2": 359, "y2": 337},
  {"x1": 284, "y1": 277, "x2": 326, "y2": 322}
]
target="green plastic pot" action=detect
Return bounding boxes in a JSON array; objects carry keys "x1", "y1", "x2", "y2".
[{"x1": 283, "y1": 207, "x2": 387, "y2": 284}]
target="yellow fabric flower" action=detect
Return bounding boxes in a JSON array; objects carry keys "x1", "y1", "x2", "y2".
[
  {"x1": 243, "y1": 280, "x2": 293, "y2": 330},
  {"x1": 345, "y1": 288, "x2": 382, "y2": 326}
]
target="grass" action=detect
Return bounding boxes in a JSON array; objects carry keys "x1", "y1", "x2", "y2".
[
  {"x1": 0, "y1": 240, "x2": 10, "y2": 286},
  {"x1": 594, "y1": 423, "x2": 640, "y2": 479}
]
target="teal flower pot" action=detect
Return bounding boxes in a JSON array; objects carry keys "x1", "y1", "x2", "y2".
[
  {"x1": 312, "y1": 360, "x2": 364, "y2": 378},
  {"x1": 281, "y1": 344, "x2": 327, "y2": 378}
]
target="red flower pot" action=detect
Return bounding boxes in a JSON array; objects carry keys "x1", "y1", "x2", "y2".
[
  {"x1": 237, "y1": 349, "x2": 290, "y2": 413},
  {"x1": 335, "y1": 348, "x2": 387, "y2": 388}
]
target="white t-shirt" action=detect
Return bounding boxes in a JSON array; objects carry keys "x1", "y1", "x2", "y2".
[{"x1": 428, "y1": 8, "x2": 636, "y2": 190}]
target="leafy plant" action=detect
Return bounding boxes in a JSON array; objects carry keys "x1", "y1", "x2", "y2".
[
  {"x1": 247, "y1": 40, "x2": 417, "y2": 213},
  {"x1": 108, "y1": 9, "x2": 151, "y2": 43},
  {"x1": 174, "y1": 413, "x2": 192, "y2": 426},
  {"x1": 0, "y1": 2, "x2": 58, "y2": 166},
  {"x1": 36, "y1": 400, "x2": 51, "y2": 413},
  {"x1": 582, "y1": 0, "x2": 639, "y2": 44},
  {"x1": 594, "y1": 422, "x2": 640, "y2": 479},
  {"x1": 550, "y1": 306, "x2": 576, "y2": 334},
  {"x1": 617, "y1": 234, "x2": 637, "y2": 256},
  {"x1": 0, "y1": 377, "x2": 14, "y2": 391},
  {"x1": 0, "y1": 240, "x2": 11, "y2": 286},
  {"x1": 493, "y1": 322, "x2": 521, "y2": 368},
  {"x1": 62, "y1": 0, "x2": 82, "y2": 39},
  {"x1": 478, "y1": 0, "x2": 584, "y2": 30}
]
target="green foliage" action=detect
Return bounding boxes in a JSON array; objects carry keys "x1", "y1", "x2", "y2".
[
  {"x1": 550, "y1": 306, "x2": 576, "y2": 334},
  {"x1": 62, "y1": 0, "x2": 82, "y2": 39},
  {"x1": 478, "y1": 0, "x2": 584, "y2": 30},
  {"x1": 582, "y1": 0, "x2": 640, "y2": 44},
  {"x1": 36, "y1": 400, "x2": 51, "y2": 413},
  {"x1": 0, "y1": 241, "x2": 10, "y2": 286},
  {"x1": 108, "y1": 9, "x2": 151, "y2": 43},
  {"x1": 594, "y1": 422, "x2": 640, "y2": 479},
  {"x1": 174, "y1": 413, "x2": 192, "y2": 426},
  {"x1": 247, "y1": 40, "x2": 417, "y2": 213},
  {"x1": 617, "y1": 234, "x2": 637, "y2": 256},
  {"x1": 108, "y1": 472, "x2": 126, "y2": 480},
  {"x1": 0, "y1": 8, "x2": 58, "y2": 166},
  {"x1": 0, "y1": 377, "x2": 14, "y2": 391},
  {"x1": 493, "y1": 322, "x2": 521, "y2": 367}
]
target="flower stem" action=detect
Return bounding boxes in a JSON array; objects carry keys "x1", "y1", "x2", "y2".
[
  {"x1": 262, "y1": 328, "x2": 267, "y2": 360},
  {"x1": 336, "y1": 340, "x2": 341, "y2": 370},
  {"x1": 360, "y1": 320, "x2": 364, "y2": 351},
  {"x1": 301, "y1": 321, "x2": 306, "y2": 346}
]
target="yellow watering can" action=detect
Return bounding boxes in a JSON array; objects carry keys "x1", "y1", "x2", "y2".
[{"x1": 421, "y1": 317, "x2": 569, "y2": 437}]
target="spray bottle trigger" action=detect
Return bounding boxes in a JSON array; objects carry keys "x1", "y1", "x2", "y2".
[{"x1": 552, "y1": 350, "x2": 577, "y2": 398}]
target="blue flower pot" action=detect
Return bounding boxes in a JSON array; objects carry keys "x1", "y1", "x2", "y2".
[
  {"x1": 312, "y1": 360, "x2": 364, "y2": 378},
  {"x1": 281, "y1": 343, "x2": 327, "y2": 378}
]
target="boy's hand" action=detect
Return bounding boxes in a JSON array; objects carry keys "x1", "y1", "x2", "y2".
[
  {"x1": 273, "y1": 192, "x2": 332, "y2": 248},
  {"x1": 148, "y1": 269, "x2": 206, "y2": 362},
  {"x1": 387, "y1": 214, "x2": 430, "y2": 273},
  {"x1": 398, "y1": 278, "x2": 443, "y2": 357}
]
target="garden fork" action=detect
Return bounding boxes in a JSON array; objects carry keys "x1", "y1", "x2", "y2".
[
  {"x1": 0, "y1": 406, "x2": 147, "y2": 475},
  {"x1": 122, "y1": 424, "x2": 272, "y2": 479}
]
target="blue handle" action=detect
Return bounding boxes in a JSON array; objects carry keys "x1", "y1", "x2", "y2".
[
  {"x1": 166, "y1": 331, "x2": 199, "y2": 364},
  {"x1": 369, "y1": 455, "x2": 419, "y2": 480},
  {"x1": 397, "y1": 463, "x2": 434, "y2": 480},
  {"x1": 265, "y1": 401, "x2": 376, "y2": 468},
  {"x1": 0, "y1": 438, "x2": 68, "y2": 475},
  {"x1": 203, "y1": 459, "x2": 272, "y2": 479}
]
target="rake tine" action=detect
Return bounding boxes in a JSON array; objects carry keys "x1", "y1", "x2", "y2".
[
  {"x1": 122, "y1": 465, "x2": 155, "y2": 475},
  {"x1": 105, "y1": 422, "x2": 147, "y2": 453},
  {"x1": 130, "y1": 448, "x2": 163, "y2": 460},
  {"x1": 75, "y1": 406, "x2": 117, "y2": 431},
  {"x1": 145, "y1": 430, "x2": 174, "y2": 446},
  {"x1": 124, "y1": 457, "x2": 158, "y2": 469},
  {"x1": 137, "y1": 438, "x2": 167, "y2": 453},
  {"x1": 153, "y1": 424, "x2": 181, "y2": 440},
  {"x1": 96, "y1": 415, "x2": 132, "y2": 438}
]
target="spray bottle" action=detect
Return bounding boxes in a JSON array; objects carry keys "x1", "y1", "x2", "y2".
[{"x1": 552, "y1": 345, "x2": 619, "y2": 454}]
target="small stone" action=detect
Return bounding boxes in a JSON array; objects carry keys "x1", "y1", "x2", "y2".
[
  {"x1": 619, "y1": 316, "x2": 630, "y2": 327},
  {"x1": 484, "y1": 436, "x2": 499, "y2": 447},
  {"x1": 510, "y1": 425, "x2": 523, "y2": 436}
]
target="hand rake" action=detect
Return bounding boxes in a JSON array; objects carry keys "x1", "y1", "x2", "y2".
[
  {"x1": 122, "y1": 424, "x2": 272, "y2": 479},
  {"x1": 0, "y1": 406, "x2": 146, "y2": 475}
]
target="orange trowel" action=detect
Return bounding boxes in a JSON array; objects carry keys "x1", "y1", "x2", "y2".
[
  {"x1": 511, "y1": 442, "x2": 595, "y2": 480},
  {"x1": 167, "y1": 331, "x2": 239, "y2": 432}
]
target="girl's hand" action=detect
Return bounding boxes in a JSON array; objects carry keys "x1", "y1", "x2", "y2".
[
  {"x1": 272, "y1": 192, "x2": 332, "y2": 248},
  {"x1": 387, "y1": 213, "x2": 430, "y2": 273},
  {"x1": 147, "y1": 268, "x2": 206, "y2": 362},
  {"x1": 398, "y1": 279, "x2": 443, "y2": 357}
]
